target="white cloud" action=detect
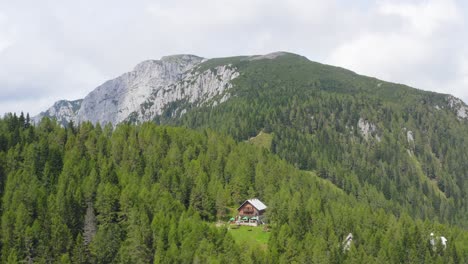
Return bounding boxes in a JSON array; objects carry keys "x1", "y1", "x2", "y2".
[
  {"x1": 0, "y1": 97, "x2": 59, "y2": 118},
  {"x1": 448, "y1": 56, "x2": 468, "y2": 102},
  {"x1": 461, "y1": 58, "x2": 468, "y2": 84},
  {"x1": 379, "y1": 0, "x2": 461, "y2": 36},
  {"x1": 0, "y1": 13, "x2": 12, "y2": 53},
  {"x1": 0, "y1": 39, "x2": 10, "y2": 54},
  {"x1": 146, "y1": 0, "x2": 263, "y2": 26},
  {"x1": 328, "y1": 0, "x2": 467, "y2": 102},
  {"x1": 0, "y1": 0, "x2": 467, "y2": 116},
  {"x1": 329, "y1": 33, "x2": 431, "y2": 80}
]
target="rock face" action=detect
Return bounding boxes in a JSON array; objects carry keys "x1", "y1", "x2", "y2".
[
  {"x1": 76, "y1": 55, "x2": 207, "y2": 125},
  {"x1": 35, "y1": 54, "x2": 241, "y2": 126},
  {"x1": 33, "y1": 99, "x2": 82, "y2": 126},
  {"x1": 447, "y1": 95, "x2": 468, "y2": 120},
  {"x1": 358, "y1": 118, "x2": 378, "y2": 141},
  {"x1": 135, "y1": 64, "x2": 239, "y2": 122},
  {"x1": 407, "y1": 130, "x2": 414, "y2": 143}
]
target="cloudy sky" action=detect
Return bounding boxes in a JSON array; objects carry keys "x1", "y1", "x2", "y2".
[{"x1": 0, "y1": 0, "x2": 467, "y2": 116}]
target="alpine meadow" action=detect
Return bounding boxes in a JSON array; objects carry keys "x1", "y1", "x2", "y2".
[{"x1": 2, "y1": 52, "x2": 468, "y2": 263}]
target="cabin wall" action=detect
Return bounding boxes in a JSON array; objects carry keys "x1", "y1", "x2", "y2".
[{"x1": 238, "y1": 202, "x2": 262, "y2": 216}]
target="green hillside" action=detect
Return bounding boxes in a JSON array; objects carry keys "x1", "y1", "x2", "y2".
[
  {"x1": 163, "y1": 53, "x2": 468, "y2": 227},
  {"x1": 0, "y1": 116, "x2": 466, "y2": 263}
]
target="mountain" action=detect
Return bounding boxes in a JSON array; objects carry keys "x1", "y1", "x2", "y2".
[
  {"x1": 35, "y1": 54, "x2": 240, "y2": 126},
  {"x1": 172, "y1": 53, "x2": 468, "y2": 226},
  {"x1": 36, "y1": 52, "x2": 468, "y2": 227},
  {"x1": 35, "y1": 52, "x2": 468, "y2": 126},
  {"x1": 33, "y1": 99, "x2": 82, "y2": 126},
  {"x1": 7, "y1": 52, "x2": 468, "y2": 262}
]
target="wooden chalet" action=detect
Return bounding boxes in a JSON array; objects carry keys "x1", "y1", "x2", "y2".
[{"x1": 235, "y1": 198, "x2": 267, "y2": 226}]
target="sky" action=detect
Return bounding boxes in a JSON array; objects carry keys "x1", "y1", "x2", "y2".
[{"x1": 0, "y1": 0, "x2": 467, "y2": 116}]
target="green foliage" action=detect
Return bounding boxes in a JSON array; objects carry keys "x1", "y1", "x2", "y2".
[
  {"x1": 0, "y1": 116, "x2": 466, "y2": 263},
  {"x1": 170, "y1": 54, "x2": 468, "y2": 227}
]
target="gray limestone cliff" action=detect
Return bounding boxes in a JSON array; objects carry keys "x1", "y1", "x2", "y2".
[
  {"x1": 34, "y1": 54, "x2": 241, "y2": 126},
  {"x1": 33, "y1": 99, "x2": 82, "y2": 126},
  {"x1": 447, "y1": 95, "x2": 468, "y2": 120},
  {"x1": 134, "y1": 64, "x2": 239, "y2": 122},
  {"x1": 76, "y1": 55, "x2": 206, "y2": 125}
]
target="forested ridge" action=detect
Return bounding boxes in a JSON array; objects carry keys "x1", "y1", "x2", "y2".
[
  {"x1": 152, "y1": 53, "x2": 468, "y2": 228},
  {"x1": 0, "y1": 114, "x2": 467, "y2": 263}
]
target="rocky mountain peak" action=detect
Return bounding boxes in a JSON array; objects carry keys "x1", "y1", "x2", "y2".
[
  {"x1": 36, "y1": 53, "x2": 241, "y2": 126},
  {"x1": 74, "y1": 54, "x2": 210, "y2": 125}
]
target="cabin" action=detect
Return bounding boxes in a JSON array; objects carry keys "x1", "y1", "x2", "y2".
[{"x1": 235, "y1": 198, "x2": 267, "y2": 226}]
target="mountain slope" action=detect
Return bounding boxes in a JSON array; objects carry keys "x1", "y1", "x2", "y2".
[
  {"x1": 174, "y1": 53, "x2": 468, "y2": 226},
  {"x1": 35, "y1": 52, "x2": 468, "y2": 227},
  {"x1": 1, "y1": 116, "x2": 467, "y2": 263}
]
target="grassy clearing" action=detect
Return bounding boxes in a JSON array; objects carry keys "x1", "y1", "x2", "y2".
[
  {"x1": 248, "y1": 131, "x2": 273, "y2": 150},
  {"x1": 227, "y1": 225, "x2": 270, "y2": 250}
]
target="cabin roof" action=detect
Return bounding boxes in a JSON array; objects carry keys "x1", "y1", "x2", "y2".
[{"x1": 237, "y1": 198, "x2": 267, "y2": 211}]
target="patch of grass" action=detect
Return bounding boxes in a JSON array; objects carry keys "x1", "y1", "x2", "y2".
[
  {"x1": 407, "y1": 152, "x2": 447, "y2": 199},
  {"x1": 228, "y1": 225, "x2": 270, "y2": 250},
  {"x1": 248, "y1": 131, "x2": 273, "y2": 150},
  {"x1": 303, "y1": 170, "x2": 346, "y2": 195}
]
